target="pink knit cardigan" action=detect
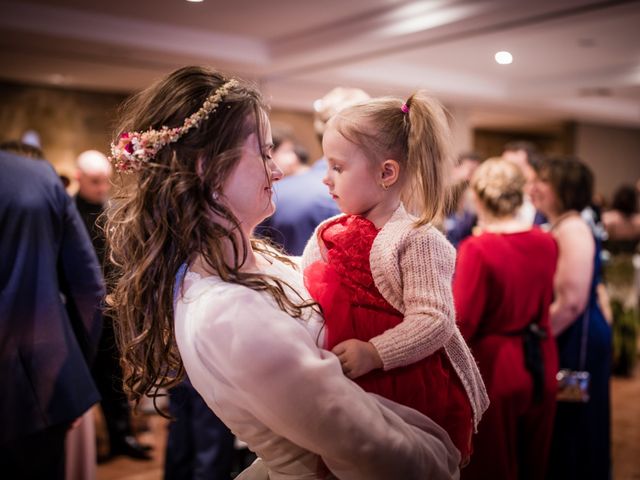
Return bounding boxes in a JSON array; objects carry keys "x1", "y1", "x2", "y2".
[{"x1": 301, "y1": 204, "x2": 489, "y2": 429}]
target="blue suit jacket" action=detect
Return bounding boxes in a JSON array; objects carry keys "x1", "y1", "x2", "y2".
[
  {"x1": 0, "y1": 151, "x2": 104, "y2": 445},
  {"x1": 258, "y1": 159, "x2": 340, "y2": 255}
]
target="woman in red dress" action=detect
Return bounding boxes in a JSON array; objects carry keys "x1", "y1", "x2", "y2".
[{"x1": 453, "y1": 158, "x2": 559, "y2": 480}]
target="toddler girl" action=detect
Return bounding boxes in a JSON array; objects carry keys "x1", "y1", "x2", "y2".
[{"x1": 301, "y1": 93, "x2": 489, "y2": 463}]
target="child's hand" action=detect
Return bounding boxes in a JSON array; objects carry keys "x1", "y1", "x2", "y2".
[{"x1": 331, "y1": 339, "x2": 383, "y2": 379}]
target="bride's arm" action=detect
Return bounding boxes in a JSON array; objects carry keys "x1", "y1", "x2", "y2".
[{"x1": 192, "y1": 289, "x2": 460, "y2": 480}]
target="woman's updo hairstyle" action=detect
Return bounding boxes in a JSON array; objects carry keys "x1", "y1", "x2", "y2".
[{"x1": 471, "y1": 157, "x2": 525, "y2": 217}]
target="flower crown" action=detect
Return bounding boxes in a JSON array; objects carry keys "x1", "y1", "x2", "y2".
[{"x1": 110, "y1": 79, "x2": 239, "y2": 173}]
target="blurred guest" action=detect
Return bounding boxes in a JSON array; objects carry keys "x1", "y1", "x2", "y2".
[
  {"x1": 64, "y1": 406, "x2": 97, "y2": 480},
  {"x1": 602, "y1": 184, "x2": 640, "y2": 245},
  {"x1": 531, "y1": 157, "x2": 611, "y2": 480},
  {"x1": 451, "y1": 151, "x2": 481, "y2": 185},
  {"x1": 271, "y1": 126, "x2": 310, "y2": 177},
  {"x1": 0, "y1": 139, "x2": 45, "y2": 159},
  {"x1": 503, "y1": 140, "x2": 546, "y2": 226},
  {"x1": 294, "y1": 144, "x2": 310, "y2": 169},
  {"x1": 502, "y1": 141, "x2": 540, "y2": 194},
  {"x1": 75, "y1": 150, "x2": 152, "y2": 461},
  {"x1": 1, "y1": 141, "x2": 72, "y2": 192},
  {"x1": 60, "y1": 174, "x2": 71, "y2": 190},
  {"x1": 258, "y1": 87, "x2": 369, "y2": 255},
  {"x1": 165, "y1": 378, "x2": 235, "y2": 480},
  {"x1": 75, "y1": 150, "x2": 112, "y2": 237},
  {"x1": 454, "y1": 159, "x2": 558, "y2": 480},
  {"x1": 21, "y1": 129, "x2": 42, "y2": 148},
  {"x1": 0, "y1": 150, "x2": 104, "y2": 479},
  {"x1": 601, "y1": 185, "x2": 640, "y2": 376},
  {"x1": 444, "y1": 152, "x2": 481, "y2": 248}
]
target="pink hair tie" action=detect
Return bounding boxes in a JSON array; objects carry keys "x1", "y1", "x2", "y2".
[{"x1": 401, "y1": 103, "x2": 409, "y2": 114}]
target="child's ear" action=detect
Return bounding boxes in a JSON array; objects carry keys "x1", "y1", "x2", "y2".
[{"x1": 380, "y1": 159, "x2": 400, "y2": 186}]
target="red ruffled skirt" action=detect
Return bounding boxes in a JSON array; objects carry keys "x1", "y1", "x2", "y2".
[{"x1": 305, "y1": 215, "x2": 473, "y2": 461}]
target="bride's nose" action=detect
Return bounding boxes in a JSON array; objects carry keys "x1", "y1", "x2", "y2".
[{"x1": 268, "y1": 158, "x2": 283, "y2": 183}]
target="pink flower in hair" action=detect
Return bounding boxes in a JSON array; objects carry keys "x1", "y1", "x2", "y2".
[{"x1": 109, "y1": 78, "x2": 238, "y2": 173}]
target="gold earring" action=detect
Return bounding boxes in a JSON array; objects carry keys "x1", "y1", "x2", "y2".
[{"x1": 381, "y1": 183, "x2": 389, "y2": 191}]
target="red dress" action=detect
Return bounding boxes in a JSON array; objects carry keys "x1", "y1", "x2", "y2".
[
  {"x1": 304, "y1": 215, "x2": 473, "y2": 461},
  {"x1": 453, "y1": 230, "x2": 559, "y2": 480}
]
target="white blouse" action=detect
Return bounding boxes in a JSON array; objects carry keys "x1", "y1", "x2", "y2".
[{"x1": 174, "y1": 256, "x2": 460, "y2": 480}]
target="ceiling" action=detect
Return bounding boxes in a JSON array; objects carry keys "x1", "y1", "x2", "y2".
[{"x1": 1, "y1": 0, "x2": 639, "y2": 130}]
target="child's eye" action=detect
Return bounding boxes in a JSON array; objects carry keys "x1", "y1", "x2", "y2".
[{"x1": 332, "y1": 165, "x2": 342, "y2": 173}]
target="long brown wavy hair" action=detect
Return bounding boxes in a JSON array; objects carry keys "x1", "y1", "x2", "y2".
[{"x1": 105, "y1": 66, "x2": 313, "y2": 412}]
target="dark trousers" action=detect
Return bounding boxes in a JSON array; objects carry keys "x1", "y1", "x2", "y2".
[
  {"x1": 0, "y1": 423, "x2": 69, "y2": 480},
  {"x1": 92, "y1": 317, "x2": 132, "y2": 447},
  {"x1": 165, "y1": 380, "x2": 235, "y2": 480}
]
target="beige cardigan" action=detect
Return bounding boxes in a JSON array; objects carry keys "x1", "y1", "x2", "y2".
[{"x1": 301, "y1": 204, "x2": 489, "y2": 428}]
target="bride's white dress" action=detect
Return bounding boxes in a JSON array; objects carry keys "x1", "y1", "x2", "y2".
[{"x1": 174, "y1": 257, "x2": 460, "y2": 480}]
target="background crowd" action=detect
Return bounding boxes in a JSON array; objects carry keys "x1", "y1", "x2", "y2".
[{"x1": 1, "y1": 82, "x2": 638, "y2": 480}]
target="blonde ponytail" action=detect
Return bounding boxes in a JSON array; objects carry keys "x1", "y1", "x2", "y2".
[
  {"x1": 332, "y1": 91, "x2": 453, "y2": 227},
  {"x1": 403, "y1": 92, "x2": 453, "y2": 226}
]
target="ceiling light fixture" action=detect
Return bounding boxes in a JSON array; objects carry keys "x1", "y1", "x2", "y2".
[
  {"x1": 380, "y1": 3, "x2": 481, "y2": 37},
  {"x1": 186, "y1": 0, "x2": 203, "y2": 3},
  {"x1": 494, "y1": 51, "x2": 513, "y2": 65}
]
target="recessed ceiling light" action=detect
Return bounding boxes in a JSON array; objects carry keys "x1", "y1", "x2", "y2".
[
  {"x1": 494, "y1": 51, "x2": 513, "y2": 65},
  {"x1": 186, "y1": 0, "x2": 203, "y2": 2}
]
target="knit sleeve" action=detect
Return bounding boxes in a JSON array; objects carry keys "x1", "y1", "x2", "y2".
[
  {"x1": 370, "y1": 228, "x2": 457, "y2": 370},
  {"x1": 453, "y1": 239, "x2": 489, "y2": 342}
]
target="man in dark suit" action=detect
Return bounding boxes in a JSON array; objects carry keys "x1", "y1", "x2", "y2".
[
  {"x1": 74, "y1": 150, "x2": 152, "y2": 461},
  {"x1": 0, "y1": 150, "x2": 104, "y2": 479}
]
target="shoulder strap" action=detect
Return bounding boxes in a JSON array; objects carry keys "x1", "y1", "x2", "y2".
[
  {"x1": 578, "y1": 302, "x2": 590, "y2": 370},
  {"x1": 173, "y1": 263, "x2": 188, "y2": 306}
]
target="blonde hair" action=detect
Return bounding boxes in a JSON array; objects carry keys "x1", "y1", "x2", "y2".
[
  {"x1": 471, "y1": 157, "x2": 525, "y2": 217},
  {"x1": 313, "y1": 87, "x2": 370, "y2": 138},
  {"x1": 331, "y1": 92, "x2": 453, "y2": 226}
]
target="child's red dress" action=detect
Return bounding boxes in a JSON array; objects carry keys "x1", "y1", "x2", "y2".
[{"x1": 304, "y1": 215, "x2": 473, "y2": 461}]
